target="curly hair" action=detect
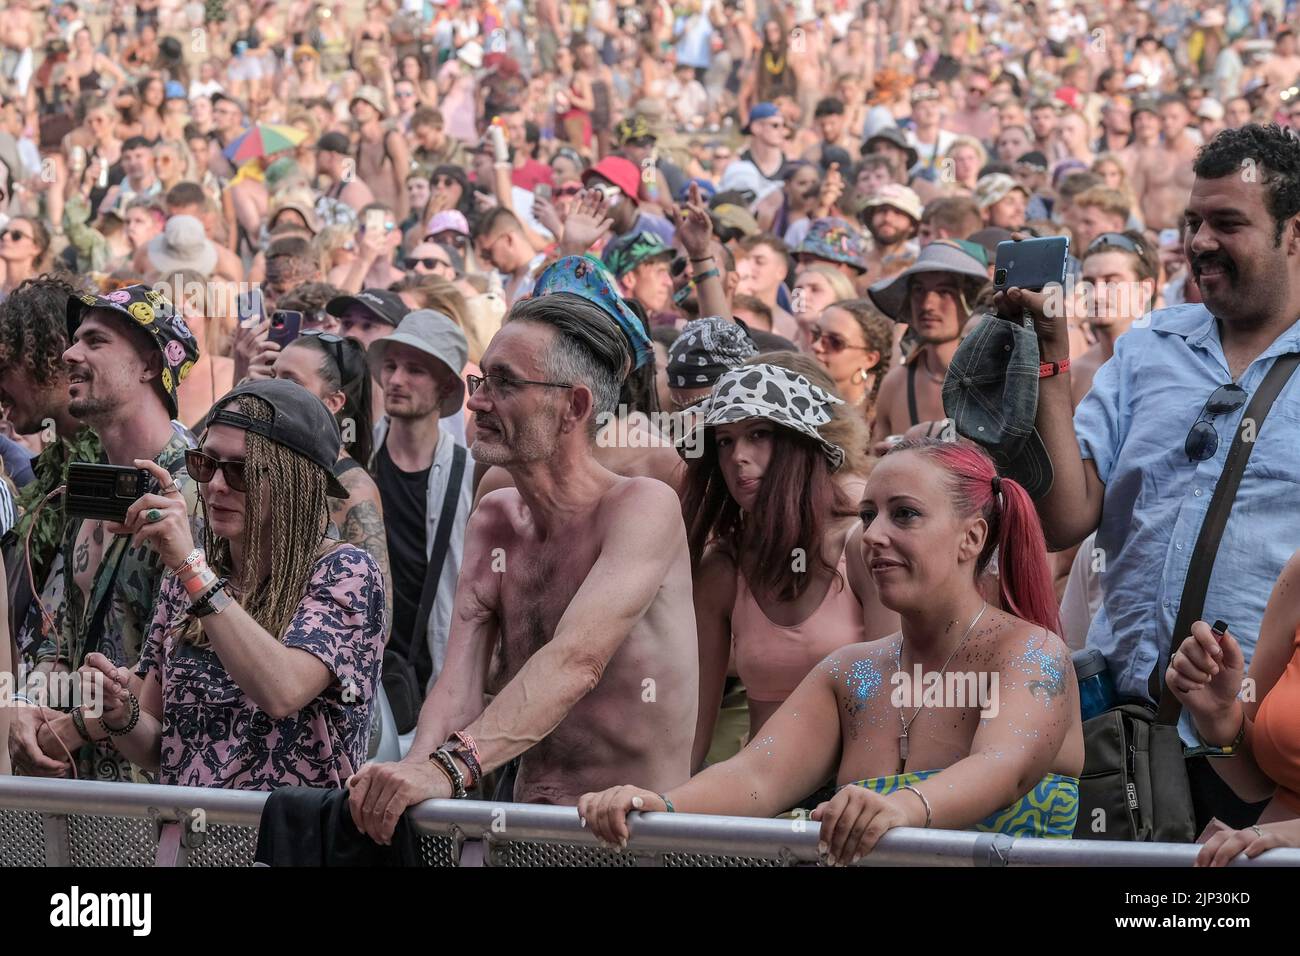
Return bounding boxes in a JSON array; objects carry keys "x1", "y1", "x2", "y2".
[
  {"x1": 1194, "y1": 124, "x2": 1300, "y2": 244},
  {"x1": 827, "y1": 298, "x2": 895, "y2": 414},
  {"x1": 0, "y1": 274, "x2": 85, "y2": 385}
]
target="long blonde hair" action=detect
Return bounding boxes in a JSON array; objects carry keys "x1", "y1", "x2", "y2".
[{"x1": 182, "y1": 394, "x2": 330, "y2": 645}]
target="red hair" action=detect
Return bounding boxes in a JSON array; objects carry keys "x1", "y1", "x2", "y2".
[{"x1": 890, "y1": 438, "x2": 1060, "y2": 635}]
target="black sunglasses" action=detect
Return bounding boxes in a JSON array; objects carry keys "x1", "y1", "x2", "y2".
[
  {"x1": 405, "y1": 256, "x2": 450, "y2": 270},
  {"x1": 1087, "y1": 232, "x2": 1145, "y2": 258},
  {"x1": 300, "y1": 329, "x2": 353, "y2": 376},
  {"x1": 1185, "y1": 383, "x2": 1247, "y2": 462},
  {"x1": 186, "y1": 449, "x2": 249, "y2": 492}
]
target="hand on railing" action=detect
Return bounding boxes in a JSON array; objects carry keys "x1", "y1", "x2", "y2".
[
  {"x1": 348, "y1": 754, "x2": 452, "y2": 845},
  {"x1": 577, "y1": 785, "x2": 667, "y2": 849},
  {"x1": 809, "y1": 785, "x2": 920, "y2": 866}
]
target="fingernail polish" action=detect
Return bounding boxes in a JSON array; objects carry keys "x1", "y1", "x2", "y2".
[
  {"x1": 826, "y1": 854, "x2": 836, "y2": 866},
  {"x1": 818, "y1": 842, "x2": 827, "y2": 854}
]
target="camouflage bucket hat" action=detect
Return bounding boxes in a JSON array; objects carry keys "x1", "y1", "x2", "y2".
[
  {"x1": 67, "y1": 283, "x2": 201, "y2": 419},
  {"x1": 601, "y1": 229, "x2": 675, "y2": 280}
]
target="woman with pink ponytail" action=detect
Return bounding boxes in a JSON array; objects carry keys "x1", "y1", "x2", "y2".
[{"x1": 580, "y1": 438, "x2": 1083, "y2": 863}]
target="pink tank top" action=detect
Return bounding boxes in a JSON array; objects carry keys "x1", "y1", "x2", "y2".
[{"x1": 732, "y1": 545, "x2": 865, "y2": 703}]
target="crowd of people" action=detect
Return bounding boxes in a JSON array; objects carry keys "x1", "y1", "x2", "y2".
[{"x1": 0, "y1": 0, "x2": 1298, "y2": 868}]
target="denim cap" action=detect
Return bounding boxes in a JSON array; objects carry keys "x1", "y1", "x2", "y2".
[
  {"x1": 684, "y1": 363, "x2": 846, "y2": 471},
  {"x1": 532, "y1": 255, "x2": 653, "y2": 371},
  {"x1": 941, "y1": 313, "x2": 1054, "y2": 499}
]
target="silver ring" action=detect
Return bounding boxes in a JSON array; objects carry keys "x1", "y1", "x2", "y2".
[
  {"x1": 1251, "y1": 824, "x2": 1263, "y2": 837},
  {"x1": 161, "y1": 483, "x2": 180, "y2": 496}
]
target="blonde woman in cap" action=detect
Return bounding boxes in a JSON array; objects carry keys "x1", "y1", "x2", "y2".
[
  {"x1": 351, "y1": 86, "x2": 410, "y2": 222},
  {"x1": 41, "y1": 379, "x2": 386, "y2": 790}
]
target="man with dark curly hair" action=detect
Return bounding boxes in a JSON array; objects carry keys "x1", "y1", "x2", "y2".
[
  {"x1": 0, "y1": 276, "x2": 102, "y2": 603},
  {"x1": 999, "y1": 123, "x2": 1300, "y2": 832}
]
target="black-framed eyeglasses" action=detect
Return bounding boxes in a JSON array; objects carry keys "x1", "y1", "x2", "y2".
[
  {"x1": 300, "y1": 329, "x2": 351, "y2": 375},
  {"x1": 1087, "y1": 232, "x2": 1145, "y2": 258},
  {"x1": 466, "y1": 372, "x2": 573, "y2": 397},
  {"x1": 186, "y1": 449, "x2": 249, "y2": 492},
  {"x1": 1185, "y1": 383, "x2": 1248, "y2": 462}
]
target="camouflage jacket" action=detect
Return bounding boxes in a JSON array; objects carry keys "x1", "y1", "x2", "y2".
[
  {"x1": 5, "y1": 428, "x2": 103, "y2": 597},
  {"x1": 21, "y1": 433, "x2": 198, "y2": 782}
]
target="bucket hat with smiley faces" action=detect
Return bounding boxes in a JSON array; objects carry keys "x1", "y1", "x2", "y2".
[{"x1": 67, "y1": 283, "x2": 201, "y2": 419}]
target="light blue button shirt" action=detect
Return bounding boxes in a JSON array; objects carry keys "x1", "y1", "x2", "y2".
[{"x1": 1074, "y1": 303, "x2": 1300, "y2": 741}]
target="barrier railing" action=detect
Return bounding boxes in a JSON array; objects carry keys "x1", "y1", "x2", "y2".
[{"x1": 1, "y1": 777, "x2": 1298, "y2": 867}]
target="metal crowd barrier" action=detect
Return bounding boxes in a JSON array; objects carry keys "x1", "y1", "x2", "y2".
[{"x1": 1, "y1": 777, "x2": 1298, "y2": 867}]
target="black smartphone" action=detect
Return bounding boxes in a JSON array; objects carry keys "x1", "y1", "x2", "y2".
[
  {"x1": 64, "y1": 463, "x2": 159, "y2": 523},
  {"x1": 268, "y1": 310, "x2": 303, "y2": 349},
  {"x1": 993, "y1": 236, "x2": 1070, "y2": 293}
]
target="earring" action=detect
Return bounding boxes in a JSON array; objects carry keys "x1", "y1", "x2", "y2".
[{"x1": 850, "y1": 368, "x2": 868, "y2": 385}]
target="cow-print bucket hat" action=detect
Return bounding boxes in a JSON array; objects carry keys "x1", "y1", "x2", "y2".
[{"x1": 683, "y1": 362, "x2": 846, "y2": 471}]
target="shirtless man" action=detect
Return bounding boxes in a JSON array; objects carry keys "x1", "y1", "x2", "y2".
[
  {"x1": 0, "y1": 0, "x2": 33, "y2": 96},
  {"x1": 1128, "y1": 96, "x2": 1198, "y2": 232},
  {"x1": 1260, "y1": 30, "x2": 1300, "y2": 91},
  {"x1": 349, "y1": 290, "x2": 698, "y2": 838},
  {"x1": 866, "y1": 241, "x2": 990, "y2": 447}
]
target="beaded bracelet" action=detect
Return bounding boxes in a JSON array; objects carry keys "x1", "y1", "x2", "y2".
[
  {"x1": 70, "y1": 706, "x2": 92, "y2": 743},
  {"x1": 102, "y1": 694, "x2": 141, "y2": 737},
  {"x1": 448, "y1": 731, "x2": 482, "y2": 789},
  {"x1": 189, "y1": 578, "x2": 230, "y2": 617},
  {"x1": 430, "y1": 747, "x2": 468, "y2": 799}
]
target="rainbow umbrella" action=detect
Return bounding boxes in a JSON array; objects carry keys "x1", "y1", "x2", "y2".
[{"x1": 223, "y1": 123, "x2": 309, "y2": 163}]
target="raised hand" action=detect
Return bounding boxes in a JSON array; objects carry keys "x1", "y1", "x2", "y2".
[
  {"x1": 676, "y1": 181, "x2": 714, "y2": 259},
  {"x1": 559, "y1": 188, "x2": 614, "y2": 256}
]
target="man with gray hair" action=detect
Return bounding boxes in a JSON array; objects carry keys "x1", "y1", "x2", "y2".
[{"x1": 350, "y1": 257, "x2": 698, "y2": 834}]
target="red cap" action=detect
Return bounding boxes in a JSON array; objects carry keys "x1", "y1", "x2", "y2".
[
  {"x1": 485, "y1": 52, "x2": 520, "y2": 77},
  {"x1": 581, "y1": 156, "x2": 642, "y2": 203},
  {"x1": 1054, "y1": 86, "x2": 1081, "y2": 110}
]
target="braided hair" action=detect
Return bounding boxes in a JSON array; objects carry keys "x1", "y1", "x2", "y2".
[{"x1": 183, "y1": 394, "x2": 331, "y2": 645}]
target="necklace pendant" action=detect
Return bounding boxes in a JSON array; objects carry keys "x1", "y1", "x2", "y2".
[{"x1": 898, "y1": 732, "x2": 909, "y2": 766}]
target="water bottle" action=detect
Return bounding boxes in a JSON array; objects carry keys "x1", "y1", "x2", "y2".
[{"x1": 1073, "y1": 648, "x2": 1117, "y2": 721}]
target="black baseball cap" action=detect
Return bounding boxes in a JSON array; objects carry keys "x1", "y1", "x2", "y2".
[
  {"x1": 207, "y1": 378, "x2": 349, "y2": 498},
  {"x1": 325, "y1": 288, "x2": 408, "y2": 328},
  {"x1": 316, "y1": 131, "x2": 351, "y2": 155}
]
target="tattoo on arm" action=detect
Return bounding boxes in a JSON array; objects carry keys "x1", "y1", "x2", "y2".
[{"x1": 340, "y1": 499, "x2": 393, "y2": 629}]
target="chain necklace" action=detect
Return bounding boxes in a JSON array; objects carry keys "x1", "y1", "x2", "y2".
[{"x1": 895, "y1": 602, "x2": 987, "y2": 773}]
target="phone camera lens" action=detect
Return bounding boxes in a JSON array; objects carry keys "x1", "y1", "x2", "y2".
[{"x1": 995, "y1": 269, "x2": 1008, "y2": 284}]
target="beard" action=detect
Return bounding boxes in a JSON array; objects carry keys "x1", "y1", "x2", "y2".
[
  {"x1": 471, "y1": 410, "x2": 561, "y2": 467},
  {"x1": 869, "y1": 222, "x2": 904, "y2": 246}
]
